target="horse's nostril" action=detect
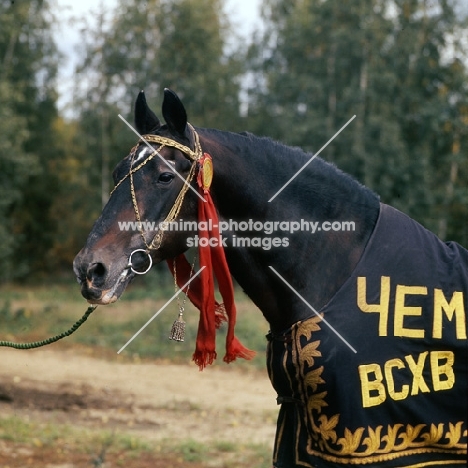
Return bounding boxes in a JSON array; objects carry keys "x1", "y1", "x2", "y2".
[{"x1": 87, "y1": 262, "x2": 107, "y2": 282}]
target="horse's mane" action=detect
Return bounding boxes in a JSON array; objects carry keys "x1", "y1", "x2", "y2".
[{"x1": 201, "y1": 127, "x2": 379, "y2": 206}]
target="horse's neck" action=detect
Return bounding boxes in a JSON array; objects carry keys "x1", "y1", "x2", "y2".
[{"x1": 200, "y1": 129, "x2": 380, "y2": 332}]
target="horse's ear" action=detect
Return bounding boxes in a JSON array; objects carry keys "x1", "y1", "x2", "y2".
[
  {"x1": 134, "y1": 90, "x2": 161, "y2": 134},
  {"x1": 162, "y1": 88, "x2": 187, "y2": 136}
]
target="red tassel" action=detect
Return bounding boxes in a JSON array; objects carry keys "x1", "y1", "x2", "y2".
[
  {"x1": 193, "y1": 350, "x2": 217, "y2": 370},
  {"x1": 224, "y1": 336, "x2": 257, "y2": 364},
  {"x1": 214, "y1": 303, "x2": 228, "y2": 328},
  {"x1": 167, "y1": 153, "x2": 255, "y2": 368}
]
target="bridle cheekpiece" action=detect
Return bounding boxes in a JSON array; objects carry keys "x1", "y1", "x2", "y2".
[{"x1": 111, "y1": 123, "x2": 204, "y2": 255}]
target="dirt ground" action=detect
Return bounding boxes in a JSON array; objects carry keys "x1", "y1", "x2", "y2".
[{"x1": 0, "y1": 348, "x2": 278, "y2": 467}]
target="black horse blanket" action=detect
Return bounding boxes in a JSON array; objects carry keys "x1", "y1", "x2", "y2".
[{"x1": 268, "y1": 203, "x2": 467, "y2": 468}]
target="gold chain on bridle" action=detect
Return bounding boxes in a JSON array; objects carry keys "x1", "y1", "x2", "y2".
[{"x1": 110, "y1": 124, "x2": 203, "y2": 252}]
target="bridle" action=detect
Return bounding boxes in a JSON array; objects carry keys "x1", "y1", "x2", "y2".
[
  {"x1": 108, "y1": 121, "x2": 252, "y2": 367},
  {"x1": 111, "y1": 124, "x2": 204, "y2": 274}
]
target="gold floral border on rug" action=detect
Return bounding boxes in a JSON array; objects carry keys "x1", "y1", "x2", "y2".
[{"x1": 291, "y1": 317, "x2": 467, "y2": 466}]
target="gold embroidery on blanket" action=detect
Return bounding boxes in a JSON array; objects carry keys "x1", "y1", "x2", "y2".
[{"x1": 292, "y1": 317, "x2": 467, "y2": 464}]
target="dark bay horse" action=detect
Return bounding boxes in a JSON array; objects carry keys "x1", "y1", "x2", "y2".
[{"x1": 73, "y1": 89, "x2": 467, "y2": 467}]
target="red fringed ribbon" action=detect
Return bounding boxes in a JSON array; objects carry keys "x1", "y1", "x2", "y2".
[{"x1": 167, "y1": 153, "x2": 255, "y2": 369}]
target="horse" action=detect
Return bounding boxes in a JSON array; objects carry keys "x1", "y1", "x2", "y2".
[{"x1": 73, "y1": 89, "x2": 467, "y2": 468}]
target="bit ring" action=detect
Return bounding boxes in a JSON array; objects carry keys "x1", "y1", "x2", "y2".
[{"x1": 128, "y1": 249, "x2": 152, "y2": 275}]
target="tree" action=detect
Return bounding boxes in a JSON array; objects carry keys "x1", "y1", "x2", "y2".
[
  {"x1": 75, "y1": 0, "x2": 244, "y2": 126},
  {"x1": 157, "y1": 0, "x2": 243, "y2": 129},
  {"x1": 0, "y1": 0, "x2": 61, "y2": 280},
  {"x1": 247, "y1": 0, "x2": 468, "y2": 244},
  {"x1": 70, "y1": 0, "x2": 246, "y2": 240},
  {"x1": 0, "y1": 82, "x2": 32, "y2": 280}
]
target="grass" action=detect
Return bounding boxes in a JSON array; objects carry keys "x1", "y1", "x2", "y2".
[
  {"x1": 0, "y1": 415, "x2": 272, "y2": 467},
  {"x1": 0, "y1": 277, "x2": 274, "y2": 467},
  {"x1": 0, "y1": 275, "x2": 270, "y2": 368}
]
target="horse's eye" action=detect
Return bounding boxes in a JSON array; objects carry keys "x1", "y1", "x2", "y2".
[{"x1": 158, "y1": 172, "x2": 175, "y2": 184}]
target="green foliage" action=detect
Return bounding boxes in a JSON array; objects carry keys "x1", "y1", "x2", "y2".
[
  {"x1": 248, "y1": 0, "x2": 468, "y2": 244},
  {"x1": 75, "y1": 0, "x2": 244, "y2": 130},
  {"x1": 1, "y1": 0, "x2": 468, "y2": 282},
  {"x1": 0, "y1": 82, "x2": 34, "y2": 279},
  {"x1": 0, "y1": 0, "x2": 61, "y2": 280},
  {"x1": 176, "y1": 439, "x2": 208, "y2": 462}
]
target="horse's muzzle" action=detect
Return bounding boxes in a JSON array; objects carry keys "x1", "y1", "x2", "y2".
[{"x1": 73, "y1": 249, "x2": 135, "y2": 305}]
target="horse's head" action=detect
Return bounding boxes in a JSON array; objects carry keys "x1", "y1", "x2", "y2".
[{"x1": 73, "y1": 89, "x2": 199, "y2": 304}]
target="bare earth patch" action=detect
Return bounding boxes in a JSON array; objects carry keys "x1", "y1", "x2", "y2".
[{"x1": 0, "y1": 348, "x2": 277, "y2": 467}]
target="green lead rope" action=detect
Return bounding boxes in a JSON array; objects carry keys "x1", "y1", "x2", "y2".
[{"x1": 0, "y1": 306, "x2": 97, "y2": 350}]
